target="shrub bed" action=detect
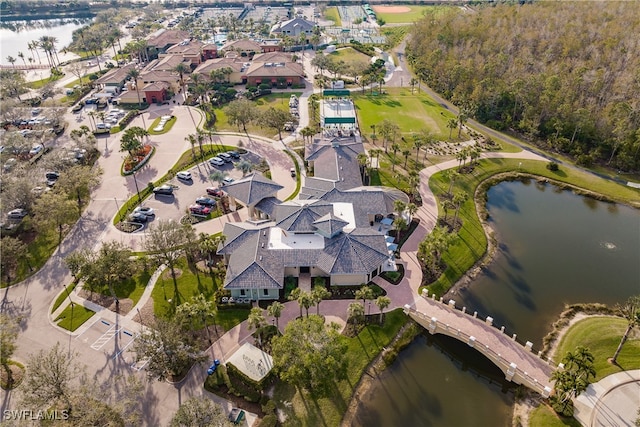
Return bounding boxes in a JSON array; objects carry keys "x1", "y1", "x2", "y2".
[{"x1": 122, "y1": 145, "x2": 155, "y2": 176}]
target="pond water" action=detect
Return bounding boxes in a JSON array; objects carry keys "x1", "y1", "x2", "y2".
[
  {"x1": 355, "y1": 180, "x2": 640, "y2": 426},
  {"x1": 0, "y1": 19, "x2": 90, "y2": 65}
]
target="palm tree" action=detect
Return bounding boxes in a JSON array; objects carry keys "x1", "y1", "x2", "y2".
[
  {"x1": 457, "y1": 113, "x2": 468, "y2": 138},
  {"x1": 127, "y1": 68, "x2": 142, "y2": 108},
  {"x1": 267, "y1": 301, "x2": 284, "y2": 331},
  {"x1": 28, "y1": 41, "x2": 40, "y2": 64},
  {"x1": 355, "y1": 285, "x2": 374, "y2": 311},
  {"x1": 247, "y1": 307, "x2": 266, "y2": 348},
  {"x1": 311, "y1": 285, "x2": 331, "y2": 315},
  {"x1": 298, "y1": 291, "x2": 313, "y2": 318},
  {"x1": 447, "y1": 118, "x2": 457, "y2": 140},
  {"x1": 185, "y1": 134, "x2": 197, "y2": 158},
  {"x1": 174, "y1": 62, "x2": 190, "y2": 94},
  {"x1": 17, "y1": 52, "x2": 26, "y2": 67},
  {"x1": 288, "y1": 288, "x2": 303, "y2": 318},
  {"x1": 209, "y1": 170, "x2": 227, "y2": 187},
  {"x1": 234, "y1": 159, "x2": 253, "y2": 176},
  {"x1": 198, "y1": 233, "x2": 219, "y2": 274},
  {"x1": 402, "y1": 150, "x2": 411, "y2": 169},
  {"x1": 452, "y1": 191, "x2": 468, "y2": 228},
  {"x1": 409, "y1": 77, "x2": 418, "y2": 94},
  {"x1": 86, "y1": 111, "x2": 96, "y2": 131},
  {"x1": 375, "y1": 296, "x2": 391, "y2": 324},
  {"x1": 6, "y1": 56, "x2": 16, "y2": 68},
  {"x1": 611, "y1": 295, "x2": 640, "y2": 364},
  {"x1": 407, "y1": 202, "x2": 418, "y2": 220},
  {"x1": 413, "y1": 135, "x2": 424, "y2": 164},
  {"x1": 443, "y1": 169, "x2": 460, "y2": 196}
]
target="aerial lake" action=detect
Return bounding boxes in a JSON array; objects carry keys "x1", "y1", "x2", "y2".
[{"x1": 355, "y1": 180, "x2": 639, "y2": 426}]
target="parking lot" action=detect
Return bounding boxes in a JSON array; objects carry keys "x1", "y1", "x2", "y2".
[
  {"x1": 131, "y1": 150, "x2": 263, "y2": 226},
  {"x1": 76, "y1": 317, "x2": 137, "y2": 359}
]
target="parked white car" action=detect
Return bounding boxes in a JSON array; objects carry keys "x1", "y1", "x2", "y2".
[{"x1": 176, "y1": 171, "x2": 192, "y2": 181}]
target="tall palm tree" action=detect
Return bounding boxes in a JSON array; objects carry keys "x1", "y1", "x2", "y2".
[
  {"x1": 17, "y1": 52, "x2": 26, "y2": 67},
  {"x1": 6, "y1": 56, "x2": 16, "y2": 68},
  {"x1": 375, "y1": 296, "x2": 391, "y2": 324},
  {"x1": 174, "y1": 62, "x2": 190, "y2": 95},
  {"x1": 28, "y1": 41, "x2": 40, "y2": 64},
  {"x1": 402, "y1": 150, "x2": 411, "y2": 169},
  {"x1": 267, "y1": 301, "x2": 284, "y2": 331},
  {"x1": 127, "y1": 68, "x2": 142, "y2": 107},
  {"x1": 611, "y1": 295, "x2": 640, "y2": 364},
  {"x1": 413, "y1": 135, "x2": 424, "y2": 163}
]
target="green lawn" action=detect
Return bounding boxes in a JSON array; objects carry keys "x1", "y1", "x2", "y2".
[
  {"x1": 151, "y1": 259, "x2": 249, "y2": 332},
  {"x1": 51, "y1": 282, "x2": 78, "y2": 313},
  {"x1": 55, "y1": 303, "x2": 95, "y2": 331},
  {"x1": 330, "y1": 47, "x2": 371, "y2": 68},
  {"x1": 529, "y1": 404, "x2": 582, "y2": 427},
  {"x1": 90, "y1": 263, "x2": 149, "y2": 306},
  {"x1": 212, "y1": 92, "x2": 301, "y2": 138},
  {"x1": 553, "y1": 317, "x2": 640, "y2": 381},
  {"x1": 26, "y1": 73, "x2": 63, "y2": 89},
  {"x1": 354, "y1": 87, "x2": 460, "y2": 142},
  {"x1": 273, "y1": 309, "x2": 407, "y2": 426},
  {"x1": 375, "y1": 5, "x2": 449, "y2": 24},
  {"x1": 422, "y1": 158, "x2": 640, "y2": 297},
  {"x1": 324, "y1": 6, "x2": 342, "y2": 26}
]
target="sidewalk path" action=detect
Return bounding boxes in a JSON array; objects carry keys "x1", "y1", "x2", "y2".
[{"x1": 574, "y1": 370, "x2": 640, "y2": 427}]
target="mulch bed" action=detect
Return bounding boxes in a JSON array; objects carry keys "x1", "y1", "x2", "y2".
[{"x1": 77, "y1": 289, "x2": 133, "y2": 315}]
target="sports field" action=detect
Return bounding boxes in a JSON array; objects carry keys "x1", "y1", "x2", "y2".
[
  {"x1": 354, "y1": 87, "x2": 457, "y2": 141},
  {"x1": 373, "y1": 5, "x2": 447, "y2": 24}
]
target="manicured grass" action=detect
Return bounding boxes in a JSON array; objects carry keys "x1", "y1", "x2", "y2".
[
  {"x1": 354, "y1": 87, "x2": 461, "y2": 142},
  {"x1": 151, "y1": 259, "x2": 220, "y2": 317},
  {"x1": 330, "y1": 47, "x2": 371, "y2": 68},
  {"x1": 148, "y1": 116, "x2": 177, "y2": 135},
  {"x1": 273, "y1": 309, "x2": 407, "y2": 426},
  {"x1": 375, "y1": 5, "x2": 448, "y2": 24},
  {"x1": 213, "y1": 92, "x2": 301, "y2": 138},
  {"x1": 422, "y1": 158, "x2": 640, "y2": 297},
  {"x1": 51, "y1": 282, "x2": 78, "y2": 313},
  {"x1": 92, "y1": 264, "x2": 150, "y2": 306},
  {"x1": 324, "y1": 6, "x2": 342, "y2": 26},
  {"x1": 26, "y1": 73, "x2": 63, "y2": 89},
  {"x1": 529, "y1": 404, "x2": 582, "y2": 427},
  {"x1": 55, "y1": 303, "x2": 95, "y2": 331},
  {"x1": 553, "y1": 317, "x2": 640, "y2": 381},
  {"x1": 216, "y1": 308, "x2": 251, "y2": 332}
]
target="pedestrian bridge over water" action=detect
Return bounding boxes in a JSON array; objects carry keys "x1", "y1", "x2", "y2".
[{"x1": 405, "y1": 292, "x2": 555, "y2": 397}]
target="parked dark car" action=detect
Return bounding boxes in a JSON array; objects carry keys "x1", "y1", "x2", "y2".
[
  {"x1": 153, "y1": 185, "x2": 174, "y2": 195},
  {"x1": 195, "y1": 197, "x2": 216, "y2": 207},
  {"x1": 206, "y1": 187, "x2": 224, "y2": 198},
  {"x1": 128, "y1": 212, "x2": 148, "y2": 223},
  {"x1": 45, "y1": 171, "x2": 59, "y2": 187},
  {"x1": 228, "y1": 408, "x2": 245, "y2": 425},
  {"x1": 227, "y1": 151, "x2": 240, "y2": 159}
]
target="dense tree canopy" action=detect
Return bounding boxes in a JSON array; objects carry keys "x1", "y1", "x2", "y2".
[
  {"x1": 271, "y1": 315, "x2": 347, "y2": 396},
  {"x1": 407, "y1": 2, "x2": 640, "y2": 171}
]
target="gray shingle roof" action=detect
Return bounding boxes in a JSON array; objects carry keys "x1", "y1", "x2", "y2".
[
  {"x1": 316, "y1": 228, "x2": 389, "y2": 275},
  {"x1": 313, "y1": 213, "x2": 348, "y2": 237},
  {"x1": 223, "y1": 173, "x2": 283, "y2": 206},
  {"x1": 254, "y1": 196, "x2": 282, "y2": 218},
  {"x1": 275, "y1": 200, "x2": 334, "y2": 232}
]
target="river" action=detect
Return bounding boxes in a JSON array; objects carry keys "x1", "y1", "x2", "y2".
[
  {"x1": 355, "y1": 180, "x2": 639, "y2": 426},
  {"x1": 0, "y1": 19, "x2": 90, "y2": 66}
]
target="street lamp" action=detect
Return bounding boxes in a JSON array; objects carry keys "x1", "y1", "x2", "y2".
[{"x1": 132, "y1": 171, "x2": 141, "y2": 202}]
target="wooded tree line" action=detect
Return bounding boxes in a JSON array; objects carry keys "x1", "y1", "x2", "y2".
[{"x1": 406, "y1": 2, "x2": 640, "y2": 171}]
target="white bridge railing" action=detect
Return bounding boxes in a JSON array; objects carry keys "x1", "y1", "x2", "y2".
[{"x1": 405, "y1": 292, "x2": 554, "y2": 397}]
